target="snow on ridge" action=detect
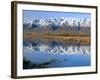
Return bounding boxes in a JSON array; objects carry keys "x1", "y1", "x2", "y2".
[{"x1": 24, "y1": 17, "x2": 91, "y2": 28}]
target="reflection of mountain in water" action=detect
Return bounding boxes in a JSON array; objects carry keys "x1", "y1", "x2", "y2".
[
  {"x1": 23, "y1": 39, "x2": 90, "y2": 55},
  {"x1": 23, "y1": 39, "x2": 91, "y2": 69}
]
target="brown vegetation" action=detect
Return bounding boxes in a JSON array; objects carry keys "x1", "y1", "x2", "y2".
[{"x1": 23, "y1": 32, "x2": 90, "y2": 45}]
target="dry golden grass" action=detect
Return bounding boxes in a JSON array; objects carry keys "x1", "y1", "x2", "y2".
[
  {"x1": 23, "y1": 32, "x2": 90, "y2": 45},
  {"x1": 43, "y1": 35, "x2": 90, "y2": 44}
]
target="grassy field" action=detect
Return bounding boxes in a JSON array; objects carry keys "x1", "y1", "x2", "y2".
[{"x1": 23, "y1": 32, "x2": 90, "y2": 45}]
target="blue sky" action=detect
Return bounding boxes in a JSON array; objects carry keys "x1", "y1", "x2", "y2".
[{"x1": 23, "y1": 10, "x2": 91, "y2": 23}]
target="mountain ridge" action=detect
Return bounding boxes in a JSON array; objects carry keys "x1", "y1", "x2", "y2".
[{"x1": 23, "y1": 17, "x2": 91, "y2": 32}]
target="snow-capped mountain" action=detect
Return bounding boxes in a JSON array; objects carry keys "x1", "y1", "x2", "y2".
[{"x1": 23, "y1": 17, "x2": 91, "y2": 31}]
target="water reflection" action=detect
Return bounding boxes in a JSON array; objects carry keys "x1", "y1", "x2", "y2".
[
  {"x1": 23, "y1": 39, "x2": 90, "y2": 55},
  {"x1": 23, "y1": 39, "x2": 91, "y2": 69}
]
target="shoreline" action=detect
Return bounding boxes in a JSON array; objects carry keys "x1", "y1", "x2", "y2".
[{"x1": 23, "y1": 32, "x2": 90, "y2": 45}]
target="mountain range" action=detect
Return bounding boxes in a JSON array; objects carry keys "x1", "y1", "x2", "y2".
[{"x1": 23, "y1": 17, "x2": 91, "y2": 32}]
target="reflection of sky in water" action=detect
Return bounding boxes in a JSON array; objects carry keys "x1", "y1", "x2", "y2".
[{"x1": 23, "y1": 39, "x2": 91, "y2": 69}]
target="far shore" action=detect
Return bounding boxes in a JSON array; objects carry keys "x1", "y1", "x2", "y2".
[{"x1": 23, "y1": 32, "x2": 90, "y2": 45}]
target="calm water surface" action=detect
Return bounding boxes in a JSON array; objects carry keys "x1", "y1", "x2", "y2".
[{"x1": 23, "y1": 39, "x2": 91, "y2": 69}]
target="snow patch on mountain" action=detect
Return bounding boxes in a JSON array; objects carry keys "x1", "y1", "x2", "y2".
[{"x1": 23, "y1": 18, "x2": 91, "y2": 31}]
